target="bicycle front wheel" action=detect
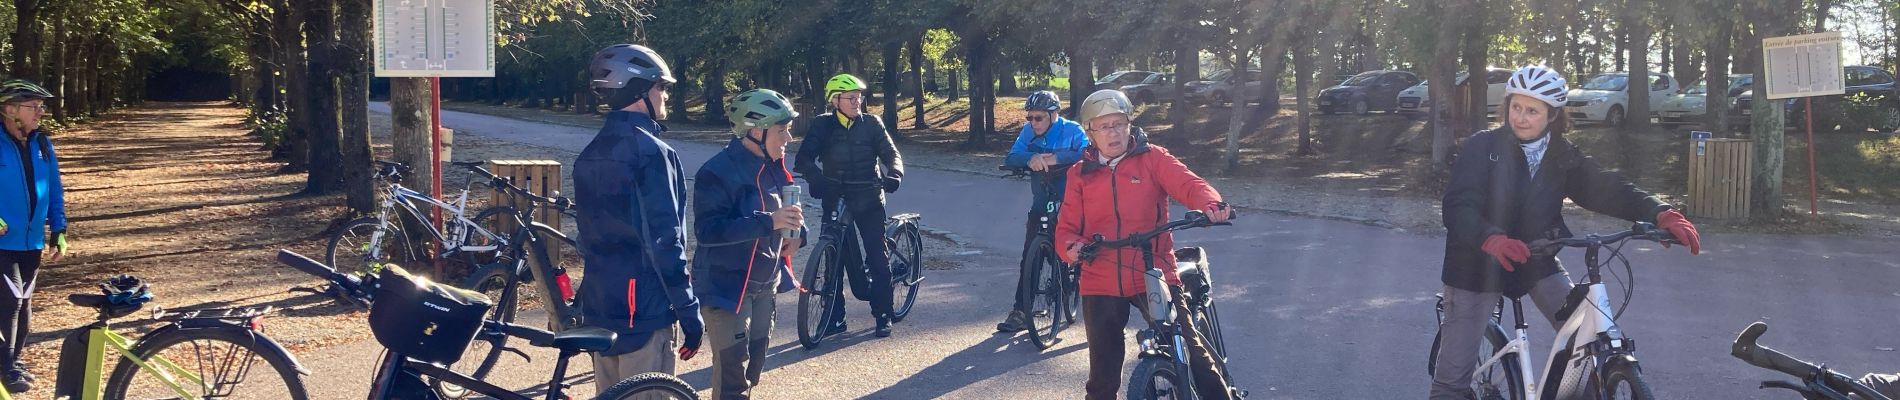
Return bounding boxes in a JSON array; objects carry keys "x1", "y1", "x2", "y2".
[
  {"x1": 104, "y1": 325, "x2": 311, "y2": 400},
  {"x1": 1023, "y1": 238, "x2": 1063, "y2": 350},
  {"x1": 887, "y1": 222, "x2": 923, "y2": 322},
  {"x1": 1603, "y1": 361, "x2": 1655, "y2": 400},
  {"x1": 595, "y1": 372, "x2": 698, "y2": 399},
  {"x1": 450, "y1": 262, "x2": 520, "y2": 386},
  {"x1": 325, "y1": 217, "x2": 414, "y2": 276},
  {"x1": 1127, "y1": 357, "x2": 1196, "y2": 400},
  {"x1": 797, "y1": 240, "x2": 840, "y2": 350}
]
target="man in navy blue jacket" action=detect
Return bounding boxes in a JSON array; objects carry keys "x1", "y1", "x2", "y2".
[
  {"x1": 693, "y1": 89, "x2": 805, "y2": 399},
  {"x1": 0, "y1": 79, "x2": 63, "y2": 394},
  {"x1": 572, "y1": 44, "x2": 702, "y2": 392}
]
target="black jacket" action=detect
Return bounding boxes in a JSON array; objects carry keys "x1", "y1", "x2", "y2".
[
  {"x1": 1440, "y1": 128, "x2": 1671, "y2": 296},
  {"x1": 572, "y1": 111, "x2": 697, "y2": 355},
  {"x1": 794, "y1": 112, "x2": 903, "y2": 198}
]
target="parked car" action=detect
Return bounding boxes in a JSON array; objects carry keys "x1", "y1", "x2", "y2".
[
  {"x1": 1395, "y1": 68, "x2": 1510, "y2": 119},
  {"x1": 1184, "y1": 69, "x2": 1268, "y2": 106},
  {"x1": 1658, "y1": 74, "x2": 1751, "y2": 128},
  {"x1": 1318, "y1": 70, "x2": 1420, "y2": 114},
  {"x1": 1121, "y1": 73, "x2": 1177, "y2": 105},
  {"x1": 1565, "y1": 71, "x2": 1678, "y2": 126},
  {"x1": 1095, "y1": 71, "x2": 1157, "y2": 90}
]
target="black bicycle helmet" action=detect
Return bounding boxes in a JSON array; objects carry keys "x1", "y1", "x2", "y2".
[{"x1": 1025, "y1": 90, "x2": 1060, "y2": 112}]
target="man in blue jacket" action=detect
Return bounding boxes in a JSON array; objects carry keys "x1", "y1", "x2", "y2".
[
  {"x1": 572, "y1": 44, "x2": 702, "y2": 392},
  {"x1": 693, "y1": 89, "x2": 805, "y2": 399},
  {"x1": 995, "y1": 90, "x2": 1088, "y2": 333},
  {"x1": 0, "y1": 79, "x2": 63, "y2": 393}
]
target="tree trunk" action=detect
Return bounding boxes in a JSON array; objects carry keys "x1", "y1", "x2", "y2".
[
  {"x1": 1465, "y1": 15, "x2": 1489, "y2": 132},
  {"x1": 1623, "y1": 0, "x2": 1651, "y2": 130},
  {"x1": 948, "y1": 67, "x2": 960, "y2": 102},
  {"x1": 1262, "y1": 47, "x2": 1285, "y2": 111},
  {"x1": 338, "y1": 0, "x2": 376, "y2": 214},
  {"x1": 1429, "y1": 0, "x2": 1468, "y2": 172},
  {"x1": 251, "y1": 19, "x2": 278, "y2": 118},
  {"x1": 1068, "y1": 45, "x2": 1093, "y2": 120},
  {"x1": 303, "y1": 0, "x2": 344, "y2": 194},
  {"x1": 1671, "y1": 29, "x2": 1699, "y2": 87},
  {"x1": 1748, "y1": 0, "x2": 1800, "y2": 217},
  {"x1": 49, "y1": 14, "x2": 65, "y2": 120},
  {"x1": 391, "y1": 78, "x2": 434, "y2": 198},
  {"x1": 77, "y1": 34, "x2": 100, "y2": 116},
  {"x1": 1222, "y1": 42, "x2": 1258, "y2": 173},
  {"x1": 705, "y1": 62, "x2": 727, "y2": 123},
  {"x1": 277, "y1": 0, "x2": 312, "y2": 168},
  {"x1": 882, "y1": 41, "x2": 902, "y2": 133},
  {"x1": 966, "y1": 35, "x2": 991, "y2": 146},
  {"x1": 1294, "y1": 41, "x2": 1315, "y2": 155},
  {"x1": 997, "y1": 64, "x2": 1018, "y2": 95},
  {"x1": 1813, "y1": 0, "x2": 1834, "y2": 32},
  {"x1": 805, "y1": 45, "x2": 826, "y2": 112},
  {"x1": 908, "y1": 36, "x2": 926, "y2": 129},
  {"x1": 1704, "y1": 18, "x2": 1732, "y2": 133},
  {"x1": 1171, "y1": 38, "x2": 1199, "y2": 123},
  {"x1": 11, "y1": 0, "x2": 46, "y2": 81}
]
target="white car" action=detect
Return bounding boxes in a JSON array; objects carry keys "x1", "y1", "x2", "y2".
[
  {"x1": 1658, "y1": 74, "x2": 1751, "y2": 128},
  {"x1": 1395, "y1": 68, "x2": 1510, "y2": 119},
  {"x1": 1565, "y1": 72, "x2": 1679, "y2": 126}
]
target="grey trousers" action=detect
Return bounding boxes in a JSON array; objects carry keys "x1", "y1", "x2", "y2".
[
  {"x1": 703, "y1": 290, "x2": 776, "y2": 400},
  {"x1": 1429, "y1": 273, "x2": 1575, "y2": 400},
  {"x1": 591, "y1": 325, "x2": 677, "y2": 397}
]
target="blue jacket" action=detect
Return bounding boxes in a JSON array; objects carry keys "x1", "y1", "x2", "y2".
[
  {"x1": 0, "y1": 130, "x2": 65, "y2": 251},
  {"x1": 691, "y1": 139, "x2": 807, "y2": 313},
  {"x1": 572, "y1": 111, "x2": 698, "y2": 355},
  {"x1": 1003, "y1": 117, "x2": 1088, "y2": 212}
]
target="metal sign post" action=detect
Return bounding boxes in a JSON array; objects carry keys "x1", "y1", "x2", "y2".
[
  {"x1": 1762, "y1": 31, "x2": 1844, "y2": 219},
  {"x1": 374, "y1": 0, "x2": 495, "y2": 275}
]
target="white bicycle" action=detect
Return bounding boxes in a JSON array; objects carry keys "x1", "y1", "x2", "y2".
[
  {"x1": 1429, "y1": 223, "x2": 1679, "y2": 400},
  {"x1": 323, "y1": 160, "x2": 511, "y2": 280}
]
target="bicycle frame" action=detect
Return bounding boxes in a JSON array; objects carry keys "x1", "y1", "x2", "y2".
[
  {"x1": 23, "y1": 324, "x2": 206, "y2": 400},
  {"x1": 365, "y1": 181, "x2": 504, "y2": 261},
  {"x1": 369, "y1": 354, "x2": 550, "y2": 400},
  {"x1": 1473, "y1": 252, "x2": 1636, "y2": 399}
]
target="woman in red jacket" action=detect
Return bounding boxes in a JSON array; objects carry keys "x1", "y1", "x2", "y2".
[{"x1": 1056, "y1": 89, "x2": 1235, "y2": 400}]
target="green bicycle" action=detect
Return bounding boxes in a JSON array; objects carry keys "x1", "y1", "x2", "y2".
[{"x1": 4, "y1": 275, "x2": 310, "y2": 400}]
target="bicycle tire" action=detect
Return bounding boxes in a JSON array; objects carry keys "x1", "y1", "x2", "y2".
[
  {"x1": 465, "y1": 206, "x2": 521, "y2": 269},
  {"x1": 1429, "y1": 320, "x2": 1524, "y2": 400},
  {"x1": 595, "y1": 372, "x2": 698, "y2": 399},
  {"x1": 1602, "y1": 362, "x2": 1655, "y2": 400},
  {"x1": 797, "y1": 241, "x2": 840, "y2": 350},
  {"x1": 451, "y1": 262, "x2": 520, "y2": 385},
  {"x1": 103, "y1": 325, "x2": 311, "y2": 400},
  {"x1": 1062, "y1": 261, "x2": 1080, "y2": 324},
  {"x1": 1127, "y1": 357, "x2": 1197, "y2": 400},
  {"x1": 887, "y1": 222, "x2": 923, "y2": 322},
  {"x1": 325, "y1": 216, "x2": 414, "y2": 277},
  {"x1": 1023, "y1": 239, "x2": 1062, "y2": 350}
]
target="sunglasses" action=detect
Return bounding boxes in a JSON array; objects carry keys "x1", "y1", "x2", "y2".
[{"x1": 1026, "y1": 115, "x2": 1047, "y2": 122}]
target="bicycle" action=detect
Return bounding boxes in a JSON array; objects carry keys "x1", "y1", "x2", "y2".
[
  {"x1": 1000, "y1": 165, "x2": 1080, "y2": 350},
  {"x1": 794, "y1": 177, "x2": 925, "y2": 350},
  {"x1": 1427, "y1": 222, "x2": 1677, "y2": 400},
  {"x1": 454, "y1": 163, "x2": 586, "y2": 386},
  {"x1": 10, "y1": 275, "x2": 309, "y2": 400},
  {"x1": 1076, "y1": 210, "x2": 1243, "y2": 400},
  {"x1": 275, "y1": 249, "x2": 697, "y2": 400},
  {"x1": 1731, "y1": 322, "x2": 1897, "y2": 400},
  {"x1": 325, "y1": 160, "x2": 511, "y2": 279}
]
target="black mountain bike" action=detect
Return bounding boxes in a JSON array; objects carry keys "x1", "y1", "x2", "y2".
[
  {"x1": 1000, "y1": 165, "x2": 1080, "y2": 350},
  {"x1": 1732, "y1": 322, "x2": 1897, "y2": 400},
  {"x1": 1077, "y1": 210, "x2": 1243, "y2": 400},
  {"x1": 795, "y1": 178, "x2": 925, "y2": 350},
  {"x1": 455, "y1": 164, "x2": 586, "y2": 385},
  {"x1": 276, "y1": 250, "x2": 696, "y2": 400}
]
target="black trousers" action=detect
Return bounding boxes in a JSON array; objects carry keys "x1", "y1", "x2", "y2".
[
  {"x1": 823, "y1": 189, "x2": 893, "y2": 320},
  {"x1": 0, "y1": 249, "x2": 40, "y2": 371}
]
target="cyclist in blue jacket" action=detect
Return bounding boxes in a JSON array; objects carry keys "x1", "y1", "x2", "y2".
[
  {"x1": 995, "y1": 90, "x2": 1088, "y2": 333},
  {"x1": 0, "y1": 79, "x2": 63, "y2": 394},
  {"x1": 572, "y1": 44, "x2": 702, "y2": 393}
]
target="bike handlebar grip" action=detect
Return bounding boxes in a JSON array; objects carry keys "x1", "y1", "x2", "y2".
[
  {"x1": 276, "y1": 249, "x2": 338, "y2": 279},
  {"x1": 1731, "y1": 322, "x2": 1818, "y2": 377}
]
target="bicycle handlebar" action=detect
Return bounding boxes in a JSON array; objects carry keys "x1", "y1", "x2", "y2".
[
  {"x1": 998, "y1": 164, "x2": 1072, "y2": 178},
  {"x1": 1732, "y1": 322, "x2": 1896, "y2": 400},
  {"x1": 1077, "y1": 209, "x2": 1235, "y2": 262},
  {"x1": 462, "y1": 164, "x2": 574, "y2": 211},
  {"x1": 276, "y1": 249, "x2": 571, "y2": 348},
  {"x1": 1528, "y1": 222, "x2": 1678, "y2": 254}
]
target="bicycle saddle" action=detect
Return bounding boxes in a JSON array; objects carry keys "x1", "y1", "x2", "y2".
[{"x1": 552, "y1": 326, "x2": 618, "y2": 353}]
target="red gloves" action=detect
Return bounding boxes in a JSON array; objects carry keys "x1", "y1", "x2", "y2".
[
  {"x1": 1656, "y1": 209, "x2": 1702, "y2": 255},
  {"x1": 1480, "y1": 234, "x2": 1530, "y2": 272}
]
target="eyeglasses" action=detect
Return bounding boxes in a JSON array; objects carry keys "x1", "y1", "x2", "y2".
[
  {"x1": 1092, "y1": 120, "x2": 1130, "y2": 133},
  {"x1": 1026, "y1": 115, "x2": 1046, "y2": 123},
  {"x1": 6, "y1": 104, "x2": 45, "y2": 113},
  {"x1": 837, "y1": 95, "x2": 863, "y2": 103}
]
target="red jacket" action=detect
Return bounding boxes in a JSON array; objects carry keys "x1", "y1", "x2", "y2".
[{"x1": 1055, "y1": 129, "x2": 1223, "y2": 297}]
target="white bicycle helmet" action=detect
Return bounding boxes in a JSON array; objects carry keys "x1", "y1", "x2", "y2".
[{"x1": 1505, "y1": 65, "x2": 1568, "y2": 108}]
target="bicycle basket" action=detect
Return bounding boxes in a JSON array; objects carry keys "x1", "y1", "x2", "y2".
[{"x1": 368, "y1": 265, "x2": 492, "y2": 364}]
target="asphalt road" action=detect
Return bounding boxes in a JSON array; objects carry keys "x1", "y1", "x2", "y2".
[{"x1": 323, "y1": 103, "x2": 1900, "y2": 399}]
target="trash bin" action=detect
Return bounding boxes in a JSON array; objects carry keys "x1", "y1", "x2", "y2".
[{"x1": 1685, "y1": 134, "x2": 1753, "y2": 220}]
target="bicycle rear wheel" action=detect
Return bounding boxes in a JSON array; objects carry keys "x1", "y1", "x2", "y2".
[
  {"x1": 1062, "y1": 262, "x2": 1080, "y2": 324},
  {"x1": 1023, "y1": 239, "x2": 1063, "y2": 350},
  {"x1": 1429, "y1": 319, "x2": 1523, "y2": 400},
  {"x1": 325, "y1": 217, "x2": 414, "y2": 277},
  {"x1": 595, "y1": 372, "x2": 698, "y2": 399},
  {"x1": 797, "y1": 241, "x2": 840, "y2": 350},
  {"x1": 887, "y1": 222, "x2": 923, "y2": 322},
  {"x1": 104, "y1": 325, "x2": 311, "y2": 400}
]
